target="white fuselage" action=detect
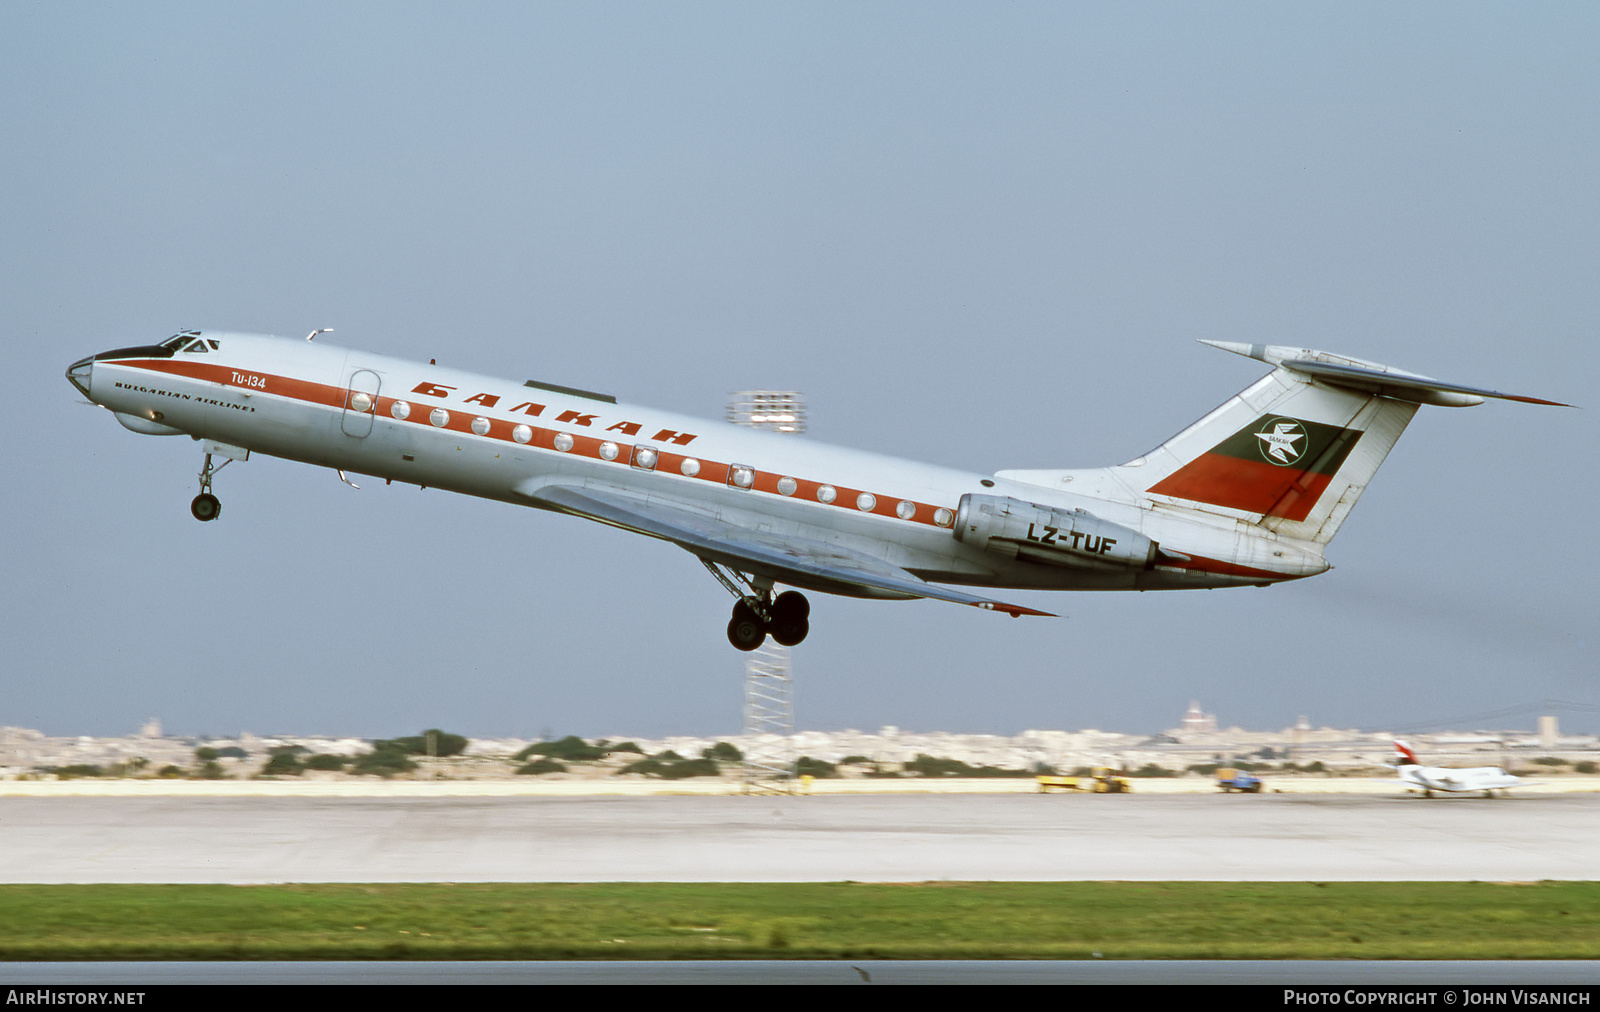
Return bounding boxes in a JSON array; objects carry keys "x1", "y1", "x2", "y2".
[
  {"x1": 72, "y1": 332, "x2": 1329, "y2": 595},
  {"x1": 1397, "y1": 764, "x2": 1523, "y2": 795}
]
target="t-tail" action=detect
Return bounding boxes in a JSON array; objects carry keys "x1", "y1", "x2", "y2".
[{"x1": 1116, "y1": 342, "x2": 1568, "y2": 545}]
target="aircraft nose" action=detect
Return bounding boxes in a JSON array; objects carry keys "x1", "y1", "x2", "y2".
[{"x1": 66, "y1": 356, "x2": 94, "y2": 399}]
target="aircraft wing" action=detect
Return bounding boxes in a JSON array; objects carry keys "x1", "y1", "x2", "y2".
[{"x1": 518, "y1": 481, "x2": 1054, "y2": 617}]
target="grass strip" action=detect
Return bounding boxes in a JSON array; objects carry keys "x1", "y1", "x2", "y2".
[{"x1": 1, "y1": 882, "x2": 1597, "y2": 960}]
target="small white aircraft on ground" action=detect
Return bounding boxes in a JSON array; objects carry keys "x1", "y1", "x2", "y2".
[
  {"x1": 1390, "y1": 741, "x2": 1526, "y2": 798},
  {"x1": 66, "y1": 331, "x2": 1564, "y2": 649}
]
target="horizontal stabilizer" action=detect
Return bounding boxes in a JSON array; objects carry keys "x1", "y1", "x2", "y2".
[
  {"x1": 1283, "y1": 358, "x2": 1569, "y2": 407},
  {"x1": 1200, "y1": 341, "x2": 1570, "y2": 407}
]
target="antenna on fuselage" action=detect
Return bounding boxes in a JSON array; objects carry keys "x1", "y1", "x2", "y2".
[{"x1": 305, "y1": 328, "x2": 334, "y2": 342}]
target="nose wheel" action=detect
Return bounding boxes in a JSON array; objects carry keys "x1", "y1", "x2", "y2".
[
  {"x1": 191, "y1": 452, "x2": 229, "y2": 522},
  {"x1": 190, "y1": 492, "x2": 221, "y2": 522}
]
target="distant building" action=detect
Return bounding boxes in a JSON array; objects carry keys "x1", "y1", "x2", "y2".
[{"x1": 1182, "y1": 701, "x2": 1217, "y2": 735}]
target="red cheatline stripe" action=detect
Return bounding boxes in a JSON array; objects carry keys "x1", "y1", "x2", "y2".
[
  {"x1": 116, "y1": 359, "x2": 958, "y2": 529},
  {"x1": 1162, "y1": 554, "x2": 1298, "y2": 581},
  {"x1": 130, "y1": 357, "x2": 345, "y2": 409}
]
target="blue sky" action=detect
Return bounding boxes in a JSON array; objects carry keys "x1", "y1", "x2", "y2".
[{"x1": 4, "y1": 3, "x2": 1595, "y2": 740}]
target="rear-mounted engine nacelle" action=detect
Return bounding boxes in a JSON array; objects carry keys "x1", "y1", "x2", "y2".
[{"x1": 953, "y1": 493, "x2": 1158, "y2": 570}]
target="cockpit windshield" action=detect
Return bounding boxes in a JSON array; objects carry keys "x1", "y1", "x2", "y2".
[{"x1": 161, "y1": 332, "x2": 218, "y2": 353}]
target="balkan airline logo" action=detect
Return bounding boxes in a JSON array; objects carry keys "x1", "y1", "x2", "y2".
[
  {"x1": 1255, "y1": 418, "x2": 1308, "y2": 466},
  {"x1": 1149, "y1": 414, "x2": 1363, "y2": 521}
]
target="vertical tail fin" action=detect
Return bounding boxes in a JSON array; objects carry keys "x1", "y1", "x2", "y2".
[
  {"x1": 1126, "y1": 353, "x2": 1418, "y2": 544},
  {"x1": 1110, "y1": 343, "x2": 1565, "y2": 545}
]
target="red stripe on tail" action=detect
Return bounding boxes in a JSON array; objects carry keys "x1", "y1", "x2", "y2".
[{"x1": 1149, "y1": 453, "x2": 1332, "y2": 520}]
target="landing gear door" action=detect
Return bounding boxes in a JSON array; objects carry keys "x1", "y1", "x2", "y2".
[{"x1": 342, "y1": 369, "x2": 381, "y2": 438}]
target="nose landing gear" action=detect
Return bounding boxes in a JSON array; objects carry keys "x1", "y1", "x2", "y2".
[{"x1": 191, "y1": 452, "x2": 229, "y2": 522}]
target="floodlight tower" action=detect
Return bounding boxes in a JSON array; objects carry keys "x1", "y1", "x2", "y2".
[
  {"x1": 726, "y1": 390, "x2": 806, "y2": 792},
  {"x1": 726, "y1": 391, "x2": 806, "y2": 435}
]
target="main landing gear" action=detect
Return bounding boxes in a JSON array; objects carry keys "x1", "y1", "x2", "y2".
[
  {"x1": 701, "y1": 560, "x2": 810, "y2": 651},
  {"x1": 727, "y1": 590, "x2": 811, "y2": 651},
  {"x1": 190, "y1": 452, "x2": 228, "y2": 522}
]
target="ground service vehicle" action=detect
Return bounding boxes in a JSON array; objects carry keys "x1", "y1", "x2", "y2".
[{"x1": 1215, "y1": 768, "x2": 1263, "y2": 793}]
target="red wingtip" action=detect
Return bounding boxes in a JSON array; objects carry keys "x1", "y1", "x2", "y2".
[
  {"x1": 972, "y1": 601, "x2": 1056, "y2": 618},
  {"x1": 1501, "y1": 393, "x2": 1573, "y2": 407}
]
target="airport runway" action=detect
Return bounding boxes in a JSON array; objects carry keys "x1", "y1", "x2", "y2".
[{"x1": 2, "y1": 791, "x2": 1595, "y2": 883}]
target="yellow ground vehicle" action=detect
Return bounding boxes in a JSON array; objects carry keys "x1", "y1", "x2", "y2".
[{"x1": 1037, "y1": 768, "x2": 1132, "y2": 793}]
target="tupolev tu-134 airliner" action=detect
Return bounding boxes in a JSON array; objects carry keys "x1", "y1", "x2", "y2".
[{"x1": 66, "y1": 331, "x2": 1565, "y2": 650}]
